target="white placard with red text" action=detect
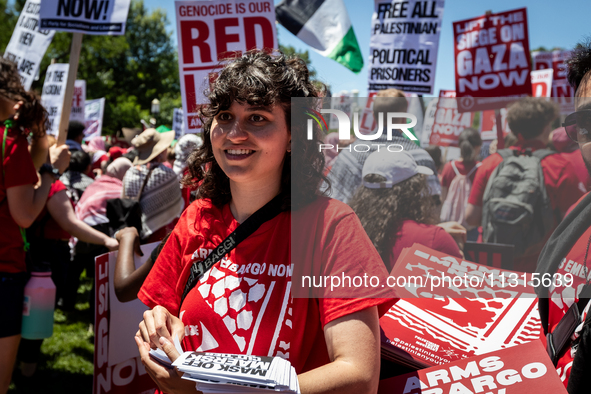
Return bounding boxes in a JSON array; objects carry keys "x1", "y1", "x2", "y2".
[
  {"x1": 70, "y1": 80, "x2": 86, "y2": 123},
  {"x1": 94, "y1": 243, "x2": 158, "y2": 394},
  {"x1": 532, "y1": 50, "x2": 575, "y2": 114},
  {"x1": 453, "y1": 8, "x2": 532, "y2": 112},
  {"x1": 175, "y1": 0, "x2": 277, "y2": 133},
  {"x1": 84, "y1": 98, "x2": 105, "y2": 141},
  {"x1": 530, "y1": 68, "x2": 553, "y2": 98},
  {"x1": 3, "y1": 0, "x2": 55, "y2": 90}
]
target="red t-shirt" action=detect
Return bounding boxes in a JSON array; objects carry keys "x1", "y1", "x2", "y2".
[
  {"x1": 560, "y1": 150, "x2": 590, "y2": 192},
  {"x1": 0, "y1": 126, "x2": 38, "y2": 273},
  {"x1": 440, "y1": 160, "x2": 480, "y2": 188},
  {"x1": 389, "y1": 220, "x2": 463, "y2": 272},
  {"x1": 548, "y1": 193, "x2": 591, "y2": 388},
  {"x1": 139, "y1": 197, "x2": 396, "y2": 381},
  {"x1": 32, "y1": 181, "x2": 71, "y2": 240}
]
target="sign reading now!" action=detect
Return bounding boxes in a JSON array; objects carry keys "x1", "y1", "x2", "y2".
[
  {"x1": 176, "y1": 0, "x2": 277, "y2": 133},
  {"x1": 453, "y1": 8, "x2": 532, "y2": 112},
  {"x1": 39, "y1": 0, "x2": 131, "y2": 35}
]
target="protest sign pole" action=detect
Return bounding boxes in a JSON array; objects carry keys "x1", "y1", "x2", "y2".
[
  {"x1": 495, "y1": 109, "x2": 505, "y2": 149},
  {"x1": 56, "y1": 33, "x2": 83, "y2": 146}
]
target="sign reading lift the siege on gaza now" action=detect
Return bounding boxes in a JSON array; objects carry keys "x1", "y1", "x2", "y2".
[
  {"x1": 176, "y1": 0, "x2": 277, "y2": 133},
  {"x1": 453, "y1": 8, "x2": 532, "y2": 112}
]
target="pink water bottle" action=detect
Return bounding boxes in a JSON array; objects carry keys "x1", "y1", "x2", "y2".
[{"x1": 21, "y1": 272, "x2": 56, "y2": 339}]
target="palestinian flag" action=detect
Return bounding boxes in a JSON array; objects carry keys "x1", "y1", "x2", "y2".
[{"x1": 276, "y1": 0, "x2": 364, "y2": 73}]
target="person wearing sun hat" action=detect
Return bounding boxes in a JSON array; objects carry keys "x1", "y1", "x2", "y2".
[
  {"x1": 121, "y1": 128, "x2": 183, "y2": 242},
  {"x1": 349, "y1": 150, "x2": 463, "y2": 271}
]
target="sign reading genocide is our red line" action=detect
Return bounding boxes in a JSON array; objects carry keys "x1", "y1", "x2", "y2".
[{"x1": 453, "y1": 8, "x2": 532, "y2": 112}]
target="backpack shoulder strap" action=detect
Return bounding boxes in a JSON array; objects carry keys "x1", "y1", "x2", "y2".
[
  {"x1": 497, "y1": 149, "x2": 515, "y2": 160},
  {"x1": 450, "y1": 160, "x2": 461, "y2": 177},
  {"x1": 532, "y1": 149, "x2": 555, "y2": 161},
  {"x1": 466, "y1": 162, "x2": 481, "y2": 178}
]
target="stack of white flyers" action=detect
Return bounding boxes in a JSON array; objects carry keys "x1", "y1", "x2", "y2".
[{"x1": 172, "y1": 352, "x2": 300, "y2": 393}]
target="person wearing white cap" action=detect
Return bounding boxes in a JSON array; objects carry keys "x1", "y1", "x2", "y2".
[{"x1": 349, "y1": 150, "x2": 463, "y2": 272}]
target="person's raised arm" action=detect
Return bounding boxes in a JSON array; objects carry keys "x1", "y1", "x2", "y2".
[
  {"x1": 47, "y1": 189, "x2": 118, "y2": 250},
  {"x1": 297, "y1": 307, "x2": 380, "y2": 394},
  {"x1": 6, "y1": 144, "x2": 70, "y2": 228},
  {"x1": 114, "y1": 227, "x2": 160, "y2": 303}
]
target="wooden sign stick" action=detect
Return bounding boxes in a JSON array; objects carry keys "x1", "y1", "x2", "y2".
[{"x1": 56, "y1": 32, "x2": 83, "y2": 146}]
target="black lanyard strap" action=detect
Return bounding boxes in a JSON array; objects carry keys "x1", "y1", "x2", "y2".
[{"x1": 180, "y1": 194, "x2": 284, "y2": 307}]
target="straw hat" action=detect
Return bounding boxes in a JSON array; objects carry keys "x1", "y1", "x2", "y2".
[
  {"x1": 121, "y1": 127, "x2": 142, "y2": 143},
  {"x1": 131, "y1": 128, "x2": 175, "y2": 165}
]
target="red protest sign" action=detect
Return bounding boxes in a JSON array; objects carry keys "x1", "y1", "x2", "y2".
[
  {"x1": 93, "y1": 247, "x2": 158, "y2": 394},
  {"x1": 378, "y1": 341, "x2": 567, "y2": 394},
  {"x1": 453, "y1": 8, "x2": 532, "y2": 112},
  {"x1": 532, "y1": 50, "x2": 575, "y2": 114},
  {"x1": 429, "y1": 90, "x2": 475, "y2": 147},
  {"x1": 176, "y1": 0, "x2": 277, "y2": 133},
  {"x1": 381, "y1": 244, "x2": 541, "y2": 366}
]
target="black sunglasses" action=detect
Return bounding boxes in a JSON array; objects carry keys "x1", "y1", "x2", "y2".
[{"x1": 563, "y1": 109, "x2": 591, "y2": 143}]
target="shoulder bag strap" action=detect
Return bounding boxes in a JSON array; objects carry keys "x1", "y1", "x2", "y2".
[
  {"x1": 135, "y1": 164, "x2": 156, "y2": 201},
  {"x1": 180, "y1": 194, "x2": 284, "y2": 308}
]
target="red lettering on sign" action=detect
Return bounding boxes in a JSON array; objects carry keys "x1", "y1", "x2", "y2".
[
  {"x1": 184, "y1": 74, "x2": 198, "y2": 113},
  {"x1": 181, "y1": 20, "x2": 212, "y2": 64},
  {"x1": 215, "y1": 18, "x2": 241, "y2": 60},
  {"x1": 244, "y1": 16, "x2": 274, "y2": 50}
]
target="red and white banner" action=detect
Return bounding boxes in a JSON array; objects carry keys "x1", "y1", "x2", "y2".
[
  {"x1": 176, "y1": 0, "x2": 277, "y2": 133},
  {"x1": 381, "y1": 244, "x2": 541, "y2": 366},
  {"x1": 93, "y1": 244, "x2": 158, "y2": 394},
  {"x1": 531, "y1": 68, "x2": 553, "y2": 98},
  {"x1": 453, "y1": 8, "x2": 532, "y2": 112},
  {"x1": 532, "y1": 49, "x2": 575, "y2": 114},
  {"x1": 70, "y1": 80, "x2": 86, "y2": 123},
  {"x1": 378, "y1": 341, "x2": 567, "y2": 394},
  {"x1": 428, "y1": 90, "x2": 475, "y2": 147},
  {"x1": 480, "y1": 109, "x2": 509, "y2": 141}
]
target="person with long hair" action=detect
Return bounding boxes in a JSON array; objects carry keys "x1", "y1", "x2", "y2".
[
  {"x1": 440, "y1": 128, "x2": 482, "y2": 240},
  {"x1": 135, "y1": 50, "x2": 393, "y2": 394},
  {"x1": 0, "y1": 58, "x2": 70, "y2": 393},
  {"x1": 350, "y1": 151, "x2": 462, "y2": 272}
]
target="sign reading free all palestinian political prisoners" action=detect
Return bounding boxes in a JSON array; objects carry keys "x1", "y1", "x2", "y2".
[
  {"x1": 39, "y1": 0, "x2": 131, "y2": 35},
  {"x1": 176, "y1": 0, "x2": 277, "y2": 133},
  {"x1": 3, "y1": 0, "x2": 55, "y2": 90},
  {"x1": 453, "y1": 8, "x2": 532, "y2": 112},
  {"x1": 368, "y1": 0, "x2": 445, "y2": 94}
]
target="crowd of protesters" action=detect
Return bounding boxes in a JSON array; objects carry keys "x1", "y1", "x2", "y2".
[{"x1": 2, "y1": 39, "x2": 591, "y2": 394}]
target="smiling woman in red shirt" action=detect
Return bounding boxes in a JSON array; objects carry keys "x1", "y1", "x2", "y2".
[
  {"x1": 0, "y1": 58, "x2": 70, "y2": 394},
  {"x1": 135, "y1": 51, "x2": 395, "y2": 394}
]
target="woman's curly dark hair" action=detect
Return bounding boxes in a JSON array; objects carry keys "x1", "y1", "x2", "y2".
[
  {"x1": 348, "y1": 174, "x2": 435, "y2": 269},
  {"x1": 566, "y1": 38, "x2": 591, "y2": 91},
  {"x1": 182, "y1": 50, "x2": 328, "y2": 210},
  {"x1": 0, "y1": 57, "x2": 47, "y2": 139}
]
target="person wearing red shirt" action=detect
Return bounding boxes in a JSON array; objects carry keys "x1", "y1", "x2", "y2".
[
  {"x1": 0, "y1": 58, "x2": 70, "y2": 394},
  {"x1": 135, "y1": 51, "x2": 395, "y2": 394},
  {"x1": 349, "y1": 150, "x2": 462, "y2": 272},
  {"x1": 466, "y1": 98, "x2": 584, "y2": 272},
  {"x1": 536, "y1": 41, "x2": 591, "y2": 392}
]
